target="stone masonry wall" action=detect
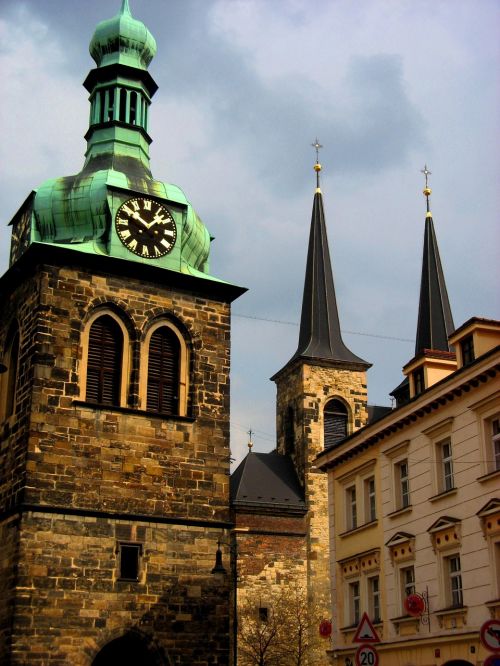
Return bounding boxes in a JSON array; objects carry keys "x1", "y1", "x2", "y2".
[
  {"x1": 274, "y1": 360, "x2": 369, "y2": 665},
  {"x1": 0, "y1": 259, "x2": 235, "y2": 663},
  {"x1": 9, "y1": 512, "x2": 229, "y2": 666}
]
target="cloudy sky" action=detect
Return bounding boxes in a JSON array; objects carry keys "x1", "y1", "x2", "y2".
[{"x1": 0, "y1": 0, "x2": 498, "y2": 465}]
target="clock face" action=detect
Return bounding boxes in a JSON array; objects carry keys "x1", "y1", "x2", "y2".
[{"x1": 115, "y1": 197, "x2": 177, "y2": 258}]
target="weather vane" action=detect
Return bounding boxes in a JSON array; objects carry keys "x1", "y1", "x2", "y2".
[
  {"x1": 311, "y1": 138, "x2": 323, "y2": 164},
  {"x1": 421, "y1": 164, "x2": 431, "y2": 188},
  {"x1": 247, "y1": 428, "x2": 254, "y2": 452},
  {"x1": 421, "y1": 164, "x2": 432, "y2": 213}
]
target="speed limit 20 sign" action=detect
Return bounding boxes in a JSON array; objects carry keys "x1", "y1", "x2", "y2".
[{"x1": 355, "y1": 644, "x2": 379, "y2": 666}]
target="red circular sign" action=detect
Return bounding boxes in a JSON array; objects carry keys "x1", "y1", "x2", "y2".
[
  {"x1": 404, "y1": 593, "x2": 425, "y2": 617},
  {"x1": 355, "y1": 644, "x2": 379, "y2": 666},
  {"x1": 481, "y1": 619, "x2": 500, "y2": 653},
  {"x1": 484, "y1": 656, "x2": 500, "y2": 666},
  {"x1": 319, "y1": 619, "x2": 332, "y2": 637}
]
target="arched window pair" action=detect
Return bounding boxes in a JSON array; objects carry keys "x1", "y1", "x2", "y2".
[
  {"x1": 83, "y1": 313, "x2": 187, "y2": 416},
  {"x1": 324, "y1": 398, "x2": 349, "y2": 448}
]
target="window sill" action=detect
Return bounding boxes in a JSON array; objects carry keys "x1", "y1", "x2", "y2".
[
  {"x1": 434, "y1": 605, "x2": 467, "y2": 629},
  {"x1": 387, "y1": 505, "x2": 412, "y2": 518},
  {"x1": 429, "y1": 487, "x2": 457, "y2": 502},
  {"x1": 485, "y1": 598, "x2": 500, "y2": 618},
  {"x1": 73, "y1": 400, "x2": 195, "y2": 422},
  {"x1": 478, "y1": 469, "x2": 500, "y2": 483},
  {"x1": 339, "y1": 519, "x2": 378, "y2": 538}
]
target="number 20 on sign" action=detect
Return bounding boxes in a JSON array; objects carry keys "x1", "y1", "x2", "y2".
[{"x1": 355, "y1": 644, "x2": 379, "y2": 666}]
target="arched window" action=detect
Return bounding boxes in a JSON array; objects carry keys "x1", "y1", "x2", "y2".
[
  {"x1": 119, "y1": 88, "x2": 127, "y2": 122},
  {"x1": 146, "y1": 326, "x2": 180, "y2": 414},
  {"x1": 86, "y1": 315, "x2": 123, "y2": 405},
  {"x1": 324, "y1": 399, "x2": 348, "y2": 448},
  {"x1": 1, "y1": 327, "x2": 20, "y2": 420}
]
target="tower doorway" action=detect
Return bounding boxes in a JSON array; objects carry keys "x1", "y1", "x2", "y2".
[{"x1": 92, "y1": 631, "x2": 164, "y2": 666}]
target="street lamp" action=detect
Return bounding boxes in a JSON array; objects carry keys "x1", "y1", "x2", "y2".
[{"x1": 212, "y1": 537, "x2": 238, "y2": 666}]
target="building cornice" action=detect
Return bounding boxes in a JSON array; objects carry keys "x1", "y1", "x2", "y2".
[{"x1": 317, "y1": 346, "x2": 500, "y2": 471}]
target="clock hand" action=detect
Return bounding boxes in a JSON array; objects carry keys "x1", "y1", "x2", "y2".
[{"x1": 132, "y1": 211, "x2": 152, "y2": 228}]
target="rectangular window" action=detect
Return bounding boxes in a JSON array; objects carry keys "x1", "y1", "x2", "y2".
[
  {"x1": 349, "y1": 581, "x2": 360, "y2": 626},
  {"x1": 400, "y1": 566, "x2": 415, "y2": 611},
  {"x1": 492, "y1": 417, "x2": 500, "y2": 471},
  {"x1": 396, "y1": 460, "x2": 410, "y2": 509},
  {"x1": 258, "y1": 607, "x2": 268, "y2": 622},
  {"x1": 118, "y1": 543, "x2": 141, "y2": 581},
  {"x1": 346, "y1": 486, "x2": 357, "y2": 530},
  {"x1": 446, "y1": 555, "x2": 463, "y2": 607},
  {"x1": 413, "y1": 367, "x2": 425, "y2": 395},
  {"x1": 439, "y1": 439, "x2": 454, "y2": 492},
  {"x1": 461, "y1": 335, "x2": 475, "y2": 366},
  {"x1": 364, "y1": 476, "x2": 376, "y2": 522},
  {"x1": 369, "y1": 576, "x2": 380, "y2": 623}
]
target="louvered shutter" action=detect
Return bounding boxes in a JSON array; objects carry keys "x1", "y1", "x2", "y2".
[
  {"x1": 86, "y1": 316, "x2": 122, "y2": 405},
  {"x1": 147, "y1": 327, "x2": 180, "y2": 414},
  {"x1": 324, "y1": 399, "x2": 348, "y2": 448}
]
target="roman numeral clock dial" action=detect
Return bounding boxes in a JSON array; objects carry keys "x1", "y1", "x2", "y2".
[{"x1": 115, "y1": 197, "x2": 177, "y2": 258}]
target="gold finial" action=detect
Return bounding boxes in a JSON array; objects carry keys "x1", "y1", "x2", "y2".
[
  {"x1": 247, "y1": 428, "x2": 254, "y2": 452},
  {"x1": 421, "y1": 164, "x2": 432, "y2": 214},
  {"x1": 311, "y1": 138, "x2": 323, "y2": 191}
]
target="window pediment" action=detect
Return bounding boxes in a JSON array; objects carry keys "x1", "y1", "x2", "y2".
[
  {"x1": 427, "y1": 516, "x2": 461, "y2": 552},
  {"x1": 477, "y1": 498, "x2": 500, "y2": 537},
  {"x1": 386, "y1": 532, "x2": 415, "y2": 563}
]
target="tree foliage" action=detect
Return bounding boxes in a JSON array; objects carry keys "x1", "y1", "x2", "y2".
[{"x1": 237, "y1": 582, "x2": 323, "y2": 666}]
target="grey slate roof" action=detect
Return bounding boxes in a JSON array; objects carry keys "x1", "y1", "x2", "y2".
[
  {"x1": 230, "y1": 451, "x2": 306, "y2": 511},
  {"x1": 415, "y1": 214, "x2": 455, "y2": 354},
  {"x1": 291, "y1": 190, "x2": 370, "y2": 368}
]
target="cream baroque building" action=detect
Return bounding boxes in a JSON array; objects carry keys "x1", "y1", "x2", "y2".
[{"x1": 317, "y1": 186, "x2": 500, "y2": 666}]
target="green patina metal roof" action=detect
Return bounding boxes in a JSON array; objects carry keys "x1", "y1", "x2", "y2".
[
  {"x1": 15, "y1": 1, "x2": 220, "y2": 281},
  {"x1": 90, "y1": 0, "x2": 157, "y2": 70}
]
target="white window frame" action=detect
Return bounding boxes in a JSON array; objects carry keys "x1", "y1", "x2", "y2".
[
  {"x1": 346, "y1": 485, "x2": 357, "y2": 531},
  {"x1": 348, "y1": 579, "x2": 361, "y2": 626},
  {"x1": 364, "y1": 475, "x2": 376, "y2": 523},
  {"x1": 368, "y1": 575, "x2": 381, "y2": 623},
  {"x1": 437, "y1": 438, "x2": 454, "y2": 493},
  {"x1": 470, "y1": 393, "x2": 500, "y2": 476},
  {"x1": 444, "y1": 553, "x2": 463, "y2": 608},
  {"x1": 399, "y1": 565, "x2": 415, "y2": 614}
]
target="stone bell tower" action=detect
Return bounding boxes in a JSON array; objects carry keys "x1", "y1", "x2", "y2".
[
  {"x1": 271, "y1": 149, "x2": 371, "y2": 651},
  {"x1": 0, "y1": 2, "x2": 244, "y2": 664}
]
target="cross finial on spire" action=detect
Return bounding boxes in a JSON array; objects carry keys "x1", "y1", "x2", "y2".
[
  {"x1": 421, "y1": 164, "x2": 432, "y2": 214},
  {"x1": 311, "y1": 138, "x2": 323, "y2": 190},
  {"x1": 247, "y1": 428, "x2": 253, "y2": 452}
]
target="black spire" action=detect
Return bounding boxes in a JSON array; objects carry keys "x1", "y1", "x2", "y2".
[
  {"x1": 415, "y1": 167, "x2": 455, "y2": 353},
  {"x1": 291, "y1": 151, "x2": 369, "y2": 368}
]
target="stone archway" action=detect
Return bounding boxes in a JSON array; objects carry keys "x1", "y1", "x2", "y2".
[{"x1": 92, "y1": 631, "x2": 165, "y2": 666}]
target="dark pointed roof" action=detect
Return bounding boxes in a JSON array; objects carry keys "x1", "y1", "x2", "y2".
[
  {"x1": 230, "y1": 451, "x2": 305, "y2": 512},
  {"x1": 415, "y1": 212, "x2": 455, "y2": 354},
  {"x1": 290, "y1": 186, "x2": 369, "y2": 368}
]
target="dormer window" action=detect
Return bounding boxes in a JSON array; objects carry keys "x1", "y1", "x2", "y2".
[
  {"x1": 413, "y1": 367, "x2": 424, "y2": 396},
  {"x1": 460, "y1": 335, "x2": 475, "y2": 366}
]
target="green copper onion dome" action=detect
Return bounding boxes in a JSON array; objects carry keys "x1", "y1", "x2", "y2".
[
  {"x1": 18, "y1": 0, "x2": 216, "y2": 280},
  {"x1": 89, "y1": 0, "x2": 157, "y2": 70}
]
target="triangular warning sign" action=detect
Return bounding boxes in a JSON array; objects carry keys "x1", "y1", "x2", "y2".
[{"x1": 353, "y1": 612, "x2": 380, "y2": 643}]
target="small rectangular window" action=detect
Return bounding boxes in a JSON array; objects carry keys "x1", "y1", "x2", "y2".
[
  {"x1": 364, "y1": 476, "x2": 376, "y2": 523},
  {"x1": 401, "y1": 565, "x2": 415, "y2": 612},
  {"x1": 396, "y1": 460, "x2": 410, "y2": 509},
  {"x1": 349, "y1": 581, "x2": 360, "y2": 626},
  {"x1": 369, "y1": 576, "x2": 380, "y2": 623},
  {"x1": 118, "y1": 543, "x2": 141, "y2": 581},
  {"x1": 258, "y1": 607, "x2": 268, "y2": 622},
  {"x1": 346, "y1": 486, "x2": 357, "y2": 530},
  {"x1": 461, "y1": 335, "x2": 475, "y2": 366},
  {"x1": 492, "y1": 417, "x2": 500, "y2": 471},
  {"x1": 439, "y1": 439, "x2": 454, "y2": 492},
  {"x1": 413, "y1": 368, "x2": 425, "y2": 395},
  {"x1": 446, "y1": 555, "x2": 463, "y2": 607}
]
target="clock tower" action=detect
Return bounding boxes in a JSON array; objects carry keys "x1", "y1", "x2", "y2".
[{"x1": 0, "y1": 2, "x2": 244, "y2": 664}]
